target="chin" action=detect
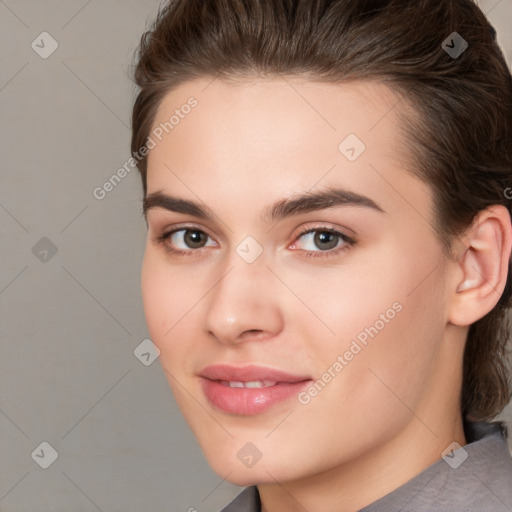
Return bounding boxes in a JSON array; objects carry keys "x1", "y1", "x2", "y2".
[{"x1": 203, "y1": 448, "x2": 299, "y2": 487}]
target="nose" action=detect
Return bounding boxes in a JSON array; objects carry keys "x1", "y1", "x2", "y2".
[{"x1": 203, "y1": 258, "x2": 284, "y2": 345}]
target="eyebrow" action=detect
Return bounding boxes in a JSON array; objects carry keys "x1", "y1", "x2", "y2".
[{"x1": 142, "y1": 187, "x2": 385, "y2": 224}]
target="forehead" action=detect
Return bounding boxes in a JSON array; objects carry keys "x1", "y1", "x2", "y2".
[
  {"x1": 146, "y1": 76, "x2": 433, "y2": 229},
  {"x1": 149, "y1": 76, "x2": 406, "y2": 157}
]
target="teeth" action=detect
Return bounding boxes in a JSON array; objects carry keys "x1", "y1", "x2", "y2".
[
  {"x1": 244, "y1": 380, "x2": 275, "y2": 388},
  {"x1": 220, "y1": 380, "x2": 277, "y2": 388}
]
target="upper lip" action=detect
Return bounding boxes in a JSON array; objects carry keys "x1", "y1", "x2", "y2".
[{"x1": 199, "y1": 364, "x2": 312, "y2": 383}]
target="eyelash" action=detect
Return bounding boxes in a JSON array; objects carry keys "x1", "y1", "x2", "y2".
[
  {"x1": 291, "y1": 225, "x2": 356, "y2": 259},
  {"x1": 154, "y1": 224, "x2": 356, "y2": 259}
]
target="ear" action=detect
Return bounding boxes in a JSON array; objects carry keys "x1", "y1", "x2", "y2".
[{"x1": 448, "y1": 205, "x2": 512, "y2": 327}]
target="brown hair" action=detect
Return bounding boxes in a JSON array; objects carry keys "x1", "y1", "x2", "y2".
[{"x1": 130, "y1": 0, "x2": 512, "y2": 421}]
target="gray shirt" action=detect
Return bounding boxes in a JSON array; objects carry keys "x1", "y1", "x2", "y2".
[{"x1": 220, "y1": 422, "x2": 512, "y2": 512}]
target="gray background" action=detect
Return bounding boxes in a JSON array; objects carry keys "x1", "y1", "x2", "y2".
[{"x1": 1, "y1": 1, "x2": 511, "y2": 511}]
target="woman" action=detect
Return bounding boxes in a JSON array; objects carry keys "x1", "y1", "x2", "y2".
[{"x1": 130, "y1": 1, "x2": 512, "y2": 510}]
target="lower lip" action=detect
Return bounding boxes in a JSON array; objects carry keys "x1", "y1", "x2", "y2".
[{"x1": 201, "y1": 379, "x2": 312, "y2": 415}]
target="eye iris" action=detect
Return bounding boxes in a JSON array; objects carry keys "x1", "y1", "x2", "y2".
[
  {"x1": 314, "y1": 231, "x2": 338, "y2": 250},
  {"x1": 184, "y1": 230, "x2": 207, "y2": 248}
]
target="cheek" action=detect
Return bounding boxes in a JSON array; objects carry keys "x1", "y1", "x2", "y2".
[
  {"x1": 141, "y1": 248, "x2": 189, "y2": 348},
  {"x1": 141, "y1": 251, "x2": 197, "y2": 405},
  {"x1": 321, "y1": 273, "x2": 445, "y2": 425},
  {"x1": 289, "y1": 244, "x2": 447, "y2": 405},
  {"x1": 141, "y1": 251, "x2": 166, "y2": 340},
  {"x1": 275, "y1": 252, "x2": 400, "y2": 340},
  {"x1": 290, "y1": 290, "x2": 445, "y2": 467}
]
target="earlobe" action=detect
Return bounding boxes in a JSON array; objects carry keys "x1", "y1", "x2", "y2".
[{"x1": 448, "y1": 206, "x2": 512, "y2": 327}]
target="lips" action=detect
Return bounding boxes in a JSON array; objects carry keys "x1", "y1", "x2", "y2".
[
  {"x1": 199, "y1": 364, "x2": 312, "y2": 415},
  {"x1": 200, "y1": 364, "x2": 311, "y2": 383}
]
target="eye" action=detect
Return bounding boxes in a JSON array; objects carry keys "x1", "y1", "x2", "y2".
[
  {"x1": 157, "y1": 227, "x2": 217, "y2": 254},
  {"x1": 290, "y1": 227, "x2": 355, "y2": 257}
]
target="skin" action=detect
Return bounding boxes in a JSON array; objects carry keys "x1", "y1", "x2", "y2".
[{"x1": 141, "y1": 76, "x2": 511, "y2": 512}]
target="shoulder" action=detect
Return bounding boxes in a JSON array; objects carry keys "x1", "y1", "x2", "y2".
[{"x1": 362, "y1": 421, "x2": 512, "y2": 512}]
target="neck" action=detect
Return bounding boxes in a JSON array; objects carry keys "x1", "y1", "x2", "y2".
[{"x1": 258, "y1": 411, "x2": 465, "y2": 512}]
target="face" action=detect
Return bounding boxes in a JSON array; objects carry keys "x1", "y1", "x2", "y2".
[{"x1": 141, "y1": 77, "x2": 454, "y2": 486}]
